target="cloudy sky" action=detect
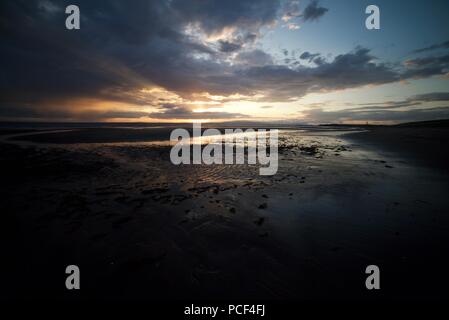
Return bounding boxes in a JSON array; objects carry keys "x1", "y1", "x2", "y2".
[{"x1": 1, "y1": 0, "x2": 449, "y2": 123}]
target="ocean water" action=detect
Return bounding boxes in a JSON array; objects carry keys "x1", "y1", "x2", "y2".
[{"x1": 0, "y1": 122, "x2": 362, "y2": 145}]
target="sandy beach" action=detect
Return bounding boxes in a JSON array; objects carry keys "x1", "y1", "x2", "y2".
[{"x1": 1, "y1": 123, "x2": 448, "y2": 300}]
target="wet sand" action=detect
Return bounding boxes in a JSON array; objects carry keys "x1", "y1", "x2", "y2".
[{"x1": 1, "y1": 125, "x2": 448, "y2": 300}]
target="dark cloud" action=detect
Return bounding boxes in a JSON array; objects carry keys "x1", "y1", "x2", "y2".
[
  {"x1": 282, "y1": 0, "x2": 301, "y2": 21},
  {"x1": 148, "y1": 105, "x2": 247, "y2": 119},
  {"x1": 217, "y1": 32, "x2": 257, "y2": 53},
  {"x1": 0, "y1": 103, "x2": 150, "y2": 121},
  {"x1": 234, "y1": 47, "x2": 399, "y2": 101},
  {"x1": 343, "y1": 92, "x2": 449, "y2": 112},
  {"x1": 402, "y1": 54, "x2": 449, "y2": 79},
  {"x1": 0, "y1": 0, "x2": 281, "y2": 110},
  {"x1": 411, "y1": 92, "x2": 449, "y2": 102},
  {"x1": 302, "y1": 0, "x2": 328, "y2": 22},
  {"x1": 218, "y1": 40, "x2": 242, "y2": 53},
  {"x1": 302, "y1": 106, "x2": 449, "y2": 123},
  {"x1": 299, "y1": 51, "x2": 320, "y2": 61},
  {"x1": 299, "y1": 51, "x2": 325, "y2": 65},
  {"x1": 0, "y1": 105, "x2": 65, "y2": 119},
  {"x1": 313, "y1": 56, "x2": 326, "y2": 66},
  {"x1": 282, "y1": 0, "x2": 328, "y2": 23},
  {"x1": 0, "y1": 0, "x2": 447, "y2": 122},
  {"x1": 302, "y1": 92, "x2": 449, "y2": 123},
  {"x1": 170, "y1": 0, "x2": 281, "y2": 35},
  {"x1": 404, "y1": 54, "x2": 449, "y2": 67},
  {"x1": 413, "y1": 40, "x2": 449, "y2": 53},
  {"x1": 234, "y1": 49, "x2": 273, "y2": 67}
]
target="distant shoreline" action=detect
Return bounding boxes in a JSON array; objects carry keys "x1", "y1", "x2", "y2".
[
  {"x1": 1, "y1": 118, "x2": 448, "y2": 130},
  {"x1": 2, "y1": 119, "x2": 448, "y2": 172}
]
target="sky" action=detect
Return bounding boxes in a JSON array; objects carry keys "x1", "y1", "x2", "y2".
[{"x1": 1, "y1": 0, "x2": 449, "y2": 124}]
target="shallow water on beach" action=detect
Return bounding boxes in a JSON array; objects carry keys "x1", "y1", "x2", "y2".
[{"x1": 1, "y1": 126, "x2": 448, "y2": 299}]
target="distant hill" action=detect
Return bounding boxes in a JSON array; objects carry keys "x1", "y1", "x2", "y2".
[
  {"x1": 394, "y1": 119, "x2": 449, "y2": 128},
  {"x1": 318, "y1": 123, "x2": 387, "y2": 128}
]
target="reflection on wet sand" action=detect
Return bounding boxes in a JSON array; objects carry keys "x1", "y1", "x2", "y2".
[{"x1": 1, "y1": 125, "x2": 448, "y2": 300}]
